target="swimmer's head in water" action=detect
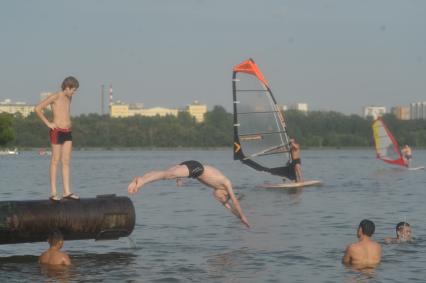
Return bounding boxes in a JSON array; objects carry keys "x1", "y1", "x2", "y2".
[
  {"x1": 396, "y1": 222, "x2": 412, "y2": 241},
  {"x1": 213, "y1": 190, "x2": 230, "y2": 204},
  {"x1": 358, "y1": 219, "x2": 375, "y2": 237},
  {"x1": 48, "y1": 230, "x2": 64, "y2": 247}
]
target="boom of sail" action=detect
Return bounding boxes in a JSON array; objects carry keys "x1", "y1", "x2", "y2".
[
  {"x1": 232, "y1": 58, "x2": 295, "y2": 180},
  {"x1": 372, "y1": 118, "x2": 406, "y2": 167}
]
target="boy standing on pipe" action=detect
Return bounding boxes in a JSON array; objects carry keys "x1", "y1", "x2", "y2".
[{"x1": 35, "y1": 77, "x2": 80, "y2": 201}]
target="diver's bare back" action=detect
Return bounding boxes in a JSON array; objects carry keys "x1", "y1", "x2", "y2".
[{"x1": 197, "y1": 165, "x2": 229, "y2": 191}]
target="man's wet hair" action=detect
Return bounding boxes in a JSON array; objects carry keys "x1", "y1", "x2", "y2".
[
  {"x1": 396, "y1": 222, "x2": 410, "y2": 233},
  {"x1": 359, "y1": 219, "x2": 375, "y2": 237},
  {"x1": 61, "y1": 76, "x2": 79, "y2": 90},
  {"x1": 48, "y1": 230, "x2": 64, "y2": 247}
]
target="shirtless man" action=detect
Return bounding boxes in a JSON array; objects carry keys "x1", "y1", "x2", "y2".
[
  {"x1": 385, "y1": 222, "x2": 412, "y2": 244},
  {"x1": 342, "y1": 219, "x2": 382, "y2": 268},
  {"x1": 127, "y1": 160, "x2": 250, "y2": 228},
  {"x1": 401, "y1": 144, "x2": 412, "y2": 168},
  {"x1": 39, "y1": 230, "x2": 71, "y2": 266},
  {"x1": 35, "y1": 77, "x2": 79, "y2": 201},
  {"x1": 289, "y1": 138, "x2": 303, "y2": 182}
]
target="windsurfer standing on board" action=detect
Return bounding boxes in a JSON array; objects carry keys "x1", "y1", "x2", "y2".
[
  {"x1": 289, "y1": 138, "x2": 304, "y2": 182},
  {"x1": 401, "y1": 144, "x2": 412, "y2": 168},
  {"x1": 127, "y1": 160, "x2": 250, "y2": 228}
]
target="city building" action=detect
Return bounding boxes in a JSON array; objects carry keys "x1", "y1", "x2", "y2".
[
  {"x1": 391, "y1": 106, "x2": 410, "y2": 120},
  {"x1": 40, "y1": 92, "x2": 52, "y2": 101},
  {"x1": 139, "y1": 107, "x2": 178, "y2": 117},
  {"x1": 110, "y1": 100, "x2": 207, "y2": 122},
  {"x1": 363, "y1": 106, "x2": 386, "y2": 119},
  {"x1": 410, "y1": 102, "x2": 426, "y2": 120},
  {"x1": 0, "y1": 99, "x2": 34, "y2": 117},
  {"x1": 290, "y1": 103, "x2": 308, "y2": 112},
  {"x1": 110, "y1": 101, "x2": 179, "y2": 118},
  {"x1": 187, "y1": 101, "x2": 207, "y2": 122},
  {"x1": 110, "y1": 101, "x2": 129, "y2": 118}
]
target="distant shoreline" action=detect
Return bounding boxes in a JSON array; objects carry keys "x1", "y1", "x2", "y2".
[{"x1": 8, "y1": 146, "x2": 426, "y2": 151}]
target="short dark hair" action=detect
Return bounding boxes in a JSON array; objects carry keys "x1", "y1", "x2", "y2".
[
  {"x1": 61, "y1": 76, "x2": 79, "y2": 90},
  {"x1": 396, "y1": 222, "x2": 410, "y2": 232},
  {"x1": 48, "y1": 230, "x2": 64, "y2": 247},
  {"x1": 359, "y1": 219, "x2": 375, "y2": 237}
]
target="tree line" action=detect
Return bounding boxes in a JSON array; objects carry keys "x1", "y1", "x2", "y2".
[{"x1": 1, "y1": 107, "x2": 426, "y2": 148}]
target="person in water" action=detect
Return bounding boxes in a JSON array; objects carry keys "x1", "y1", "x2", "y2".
[
  {"x1": 127, "y1": 160, "x2": 250, "y2": 228},
  {"x1": 35, "y1": 76, "x2": 80, "y2": 201},
  {"x1": 385, "y1": 222, "x2": 412, "y2": 244},
  {"x1": 401, "y1": 144, "x2": 412, "y2": 167},
  {"x1": 289, "y1": 138, "x2": 304, "y2": 182},
  {"x1": 342, "y1": 219, "x2": 382, "y2": 267},
  {"x1": 39, "y1": 230, "x2": 71, "y2": 266}
]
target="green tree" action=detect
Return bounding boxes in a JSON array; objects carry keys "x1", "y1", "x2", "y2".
[{"x1": 0, "y1": 113, "x2": 15, "y2": 146}]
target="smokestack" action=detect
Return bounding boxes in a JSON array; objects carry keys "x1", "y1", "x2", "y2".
[
  {"x1": 109, "y1": 84, "x2": 113, "y2": 106},
  {"x1": 101, "y1": 84, "x2": 105, "y2": 115}
]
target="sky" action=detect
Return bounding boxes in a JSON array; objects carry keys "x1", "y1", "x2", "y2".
[{"x1": 1, "y1": 0, "x2": 425, "y2": 115}]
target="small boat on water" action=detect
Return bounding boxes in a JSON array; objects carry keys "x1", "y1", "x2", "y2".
[{"x1": 0, "y1": 147, "x2": 19, "y2": 155}]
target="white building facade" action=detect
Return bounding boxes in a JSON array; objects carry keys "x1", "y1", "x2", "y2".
[
  {"x1": 410, "y1": 102, "x2": 426, "y2": 120},
  {"x1": 363, "y1": 106, "x2": 386, "y2": 119}
]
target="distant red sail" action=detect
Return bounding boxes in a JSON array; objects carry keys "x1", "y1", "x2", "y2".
[{"x1": 372, "y1": 118, "x2": 406, "y2": 167}]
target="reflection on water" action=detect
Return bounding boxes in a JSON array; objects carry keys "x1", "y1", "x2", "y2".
[
  {"x1": 40, "y1": 264, "x2": 73, "y2": 283},
  {"x1": 1, "y1": 149, "x2": 426, "y2": 282},
  {"x1": 343, "y1": 265, "x2": 377, "y2": 283}
]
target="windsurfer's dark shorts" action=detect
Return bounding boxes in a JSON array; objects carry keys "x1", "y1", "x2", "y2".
[
  {"x1": 180, "y1": 160, "x2": 204, "y2": 178},
  {"x1": 405, "y1": 155, "x2": 412, "y2": 160},
  {"x1": 50, "y1": 128, "x2": 72, "y2": 145},
  {"x1": 291, "y1": 158, "x2": 301, "y2": 166}
]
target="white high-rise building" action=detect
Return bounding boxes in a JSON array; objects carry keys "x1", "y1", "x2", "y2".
[
  {"x1": 410, "y1": 102, "x2": 426, "y2": 120},
  {"x1": 363, "y1": 106, "x2": 386, "y2": 119},
  {"x1": 291, "y1": 103, "x2": 308, "y2": 112}
]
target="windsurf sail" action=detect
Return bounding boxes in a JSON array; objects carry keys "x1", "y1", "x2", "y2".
[
  {"x1": 232, "y1": 58, "x2": 295, "y2": 180},
  {"x1": 372, "y1": 118, "x2": 406, "y2": 167}
]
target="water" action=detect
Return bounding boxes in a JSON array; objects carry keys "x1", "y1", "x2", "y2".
[{"x1": 1, "y1": 149, "x2": 426, "y2": 282}]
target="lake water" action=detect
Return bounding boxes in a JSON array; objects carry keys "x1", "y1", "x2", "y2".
[{"x1": 1, "y1": 149, "x2": 426, "y2": 282}]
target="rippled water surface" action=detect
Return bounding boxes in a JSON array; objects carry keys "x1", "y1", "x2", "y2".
[{"x1": 1, "y1": 149, "x2": 426, "y2": 282}]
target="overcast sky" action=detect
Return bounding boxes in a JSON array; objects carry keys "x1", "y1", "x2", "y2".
[{"x1": 1, "y1": 0, "x2": 425, "y2": 115}]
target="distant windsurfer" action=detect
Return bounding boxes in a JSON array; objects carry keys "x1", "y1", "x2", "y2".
[
  {"x1": 127, "y1": 160, "x2": 250, "y2": 228},
  {"x1": 401, "y1": 144, "x2": 412, "y2": 167},
  {"x1": 289, "y1": 138, "x2": 304, "y2": 182}
]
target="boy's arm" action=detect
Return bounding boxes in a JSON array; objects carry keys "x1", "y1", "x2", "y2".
[
  {"x1": 342, "y1": 245, "x2": 352, "y2": 264},
  {"x1": 35, "y1": 93, "x2": 58, "y2": 129}
]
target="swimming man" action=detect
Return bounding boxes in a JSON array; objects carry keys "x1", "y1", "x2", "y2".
[
  {"x1": 39, "y1": 230, "x2": 71, "y2": 266},
  {"x1": 385, "y1": 222, "x2": 412, "y2": 244},
  {"x1": 127, "y1": 160, "x2": 250, "y2": 228},
  {"x1": 342, "y1": 219, "x2": 382, "y2": 268}
]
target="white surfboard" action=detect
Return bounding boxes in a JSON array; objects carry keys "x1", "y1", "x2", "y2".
[
  {"x1": 261, "y1": 180, "x2": 323, "y2": 189},
  {"x1": 407, "y1": 166, "x2": 425, "y2": 171}
]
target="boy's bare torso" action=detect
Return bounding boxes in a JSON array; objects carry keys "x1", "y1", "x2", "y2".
[{"x1": 52, "y1": 92, "x2": 72, "y2": 128}]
